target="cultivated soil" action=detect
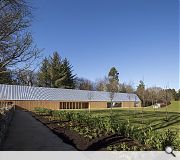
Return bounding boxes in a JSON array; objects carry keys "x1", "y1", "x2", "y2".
[{"x1": 31, "y1": 112, "x2": 150, "y2": 151}]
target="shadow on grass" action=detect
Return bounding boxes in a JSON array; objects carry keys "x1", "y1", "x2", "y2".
[{"x1": 149, "y1": 115, "x2": 180, "y2": 131}]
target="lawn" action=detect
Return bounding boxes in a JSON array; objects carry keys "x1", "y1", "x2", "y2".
[
  {"x1": 107, "y1": 101, "x2": 180, "y2": 112},
  {"x1": 90, "y1": 101, "x2": 180, "y2": 140}
]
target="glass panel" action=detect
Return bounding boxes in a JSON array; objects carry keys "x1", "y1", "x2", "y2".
[
  {"x1": 73, "y1": 102, "x2": 75, "y2": 109},
  {"x1": 70, "y1": 102, "x2": 72, "y2": 109}
]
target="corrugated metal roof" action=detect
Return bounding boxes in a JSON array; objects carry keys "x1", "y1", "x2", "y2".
[{"x1": 0, "y1": 84, "x2": 141, "y2": 102}]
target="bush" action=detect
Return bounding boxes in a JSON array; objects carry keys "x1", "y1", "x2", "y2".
[
  {"x1": 34, "y1": 108, "x2": 52, "y2": 116},
  {"x1": 34, "y1": 109, "x2": 179, "y2": 150}
]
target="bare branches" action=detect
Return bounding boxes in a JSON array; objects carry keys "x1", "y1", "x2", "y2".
[{"x1": 0, "y1": 0, "x2": 40, "y2": 74}]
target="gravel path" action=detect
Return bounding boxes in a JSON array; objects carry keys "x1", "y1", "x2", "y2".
[{"x1": 2, "y1": 110, "x2": 76, "y2": 151}]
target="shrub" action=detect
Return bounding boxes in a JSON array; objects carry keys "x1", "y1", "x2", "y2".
[{"x1": 34, "y1": 108, "x2": 52, "y2": 115}]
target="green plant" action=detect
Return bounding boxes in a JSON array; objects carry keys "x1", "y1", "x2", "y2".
[
  {"x1": 34, "y1": 108, "x2": 179, "y2": 150},
  {"x1": 34, "y1": 108, "x2": 52, "y2": 116},
  {"x1": 107, "y1": 143, "x2": 143, "y2": 151}
]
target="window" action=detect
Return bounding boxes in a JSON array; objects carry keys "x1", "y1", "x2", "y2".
[
  {"x1": 72, "y1": 102, "x2": 76, "y2": 109},
  {"x1": 59, "y1": 102, "x2": 89, "y2": 109},
  {"x1": 82, "y1": 102, "x2": 88, "y2": 109},
  {"x1": 107, "y1": 102, "x2": 122, "y2": 108},
  {"x1": 59, "y1": 102, "x2": 63, "y2": 109}
]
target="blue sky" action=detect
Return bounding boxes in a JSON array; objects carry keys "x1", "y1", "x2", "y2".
[{"x1": 31, "y1": 0, "x2": 179, "y2": 90}]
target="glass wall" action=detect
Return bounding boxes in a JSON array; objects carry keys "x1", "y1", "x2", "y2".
[
  {"x1": 59, "y1": 102, "x2": 89, "y2": 109},
  {"x1": 107, "y1": 102, "x2": 122, "y2": 108}
]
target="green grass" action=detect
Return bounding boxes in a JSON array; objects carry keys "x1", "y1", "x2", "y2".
[
  {"x1": 89, "y1": 101, "x2": 180, "y2": 141},
  {"x1": 34, "y1": 101, "x2": 180, "y2": 149},
  {"x1": 113, "y1": 101, "x2": 180, "y2": 112}
]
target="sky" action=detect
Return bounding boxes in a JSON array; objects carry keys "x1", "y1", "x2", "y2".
[{"x1": 31, "y1": 0, "x2": 179, "y2": 90}]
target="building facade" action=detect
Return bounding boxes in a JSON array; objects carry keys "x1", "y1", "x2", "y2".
[{"x1": 0, "y1": 84, "x2": 141, "y2": 110}]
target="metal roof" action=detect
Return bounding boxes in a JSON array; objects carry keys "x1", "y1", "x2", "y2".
[{"x1": 0, "y1": 84, "x2": 141, "y2": 102}]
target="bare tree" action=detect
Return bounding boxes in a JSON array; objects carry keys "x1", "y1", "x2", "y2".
[
  {"x1": 163, "y1": 87, "x2": 173, "y2": 121},
  {"x1": 106, "y1": 79, "x2": 118, "y2": 112},
  {"x1": 134, "y1": 95, "x2": 137, "y2": 117},
  {"x1": 0, "y1": 0, "x2": 41, "y2": 74},
  {"x1": 95, "y1": 77, "x2": 108, "y2": 91},
  {"x1": 136, "y1": 80, "x2": 145, "y2": 124},
  {"x1": 120, "y1": 82, "x2": 134, "y2": 93},
  {"x1": 13, "y1": 69, "x2": 38, "y2": 86},
  {"x1": 75, "y1": 77, "x2": 94, "y2": 90},
  {"x1": 124, "y1": 82, "x2": 134, "y2": 117}
]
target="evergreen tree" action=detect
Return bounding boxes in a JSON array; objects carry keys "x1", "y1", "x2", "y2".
[
  {"x1": 107, "y1": 67, "x2": 120, "y2": 92},
  {"x1": 136, "y1": 80, "x2": 145, "y2": 106},
  {"x1": 38, "y1": 58, "x2": 51, "y2": 87},
  {"x1": 60, "y1": 58, "x2": 76, "y2": 89},
  {"x1": 50, "y1": 52, "x2": 66, "y2": 88},
  {"x1": 0, "y1": 65, "x2": 12, "y2": 84},
  {"x1": 108, "y1": 67, "x2": 119, "y2": 82},
  {"x1": 37, "y1": 52, "x2": 76, "y2": 88},
  {"x1": 107, "y1": 67, "x2": 120, "y2": 110}
]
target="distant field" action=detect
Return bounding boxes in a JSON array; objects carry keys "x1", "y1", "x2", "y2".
[{"x1": 113, "y1": 101, "x2": 180, "y2": 112}]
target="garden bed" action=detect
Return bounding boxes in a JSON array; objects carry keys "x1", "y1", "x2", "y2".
[{"x1": 31, "y1": 112, "x2": 150, "y2": 151}]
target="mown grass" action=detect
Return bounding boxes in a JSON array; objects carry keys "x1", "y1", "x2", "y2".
[{"x1": 89, "y1": 101, "x2": 180, "y2": 141}]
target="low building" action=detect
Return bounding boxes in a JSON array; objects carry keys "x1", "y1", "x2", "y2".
[{"x1": 0, "y1": 84, "x2": 141, "y2": 110}]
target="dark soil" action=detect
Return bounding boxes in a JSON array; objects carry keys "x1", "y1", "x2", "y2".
[{"x1": 31, "y1": 112, "x2": 149, "y2": 151}]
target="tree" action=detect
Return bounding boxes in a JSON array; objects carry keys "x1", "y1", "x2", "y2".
[
  {"x1": 108, "y1": 67, "x2": 119, "y2": 82},
  {"x1": 124, "y1": 82, "x2": 134, "y2": 117},
  {"x1": 165, "y1": 89, "x2": 178, "y2": 101},
  {"x1": 136, "y1": 80, "x2": 145, "y2": 124},
  {"x1": 37, "y1": 52, "x2": 76, "y2": 88},
  {"x1": 38, "y1": 58, "x2": 51, "y2": 87},
  {"x1": 14, "y1": 69, "x2": 38, "y2": 86},
  {"x1": 106, "y1": 80, "x2": 118, "y2": 112},
  {"x1": 0, "y1": 65, "x2": 12, "y2": 84},
  {"x1": 159, "y1": 88, "x2": 172, "y2": 121},
  {"x1": 146, "y1": 87, "x2": 158, "y2": 106},
  {"x1": 50, "y1": 52, "x2": 66, "y2": 88},
  {"x1": 107, "y1": 67, "x2": 119, "y2": 111},
  {"x1": 95, "y1": 77, "x2": 108, "y2": 91},
  {"x1": 0, "y1": 0, "x2": 40, "y2": 74},
  {"x1": 136, "y1": 80, "x2": 145, "y2": 106},
  {"x1": 75, "y1": 78, "x2": 94, "y2": 90},
  {"x1": 120, "y1": 82, "x2": 134, "y2": 93},
  {"x1": 177, "y1": 90, "x2": 180, "y2": 100},
  {"x1": 60, "y1": 58, "x2": 76, "y2": 89}
]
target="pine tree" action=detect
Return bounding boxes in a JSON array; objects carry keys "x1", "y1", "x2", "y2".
[
  {"x1": 107, "y1": 67, "x2": 120, "y2": 111},
  {"x1": 107, "y1": 67, "x2": 120, "y2": 92},
  {"x1": 60, "y1": 58, "x2": 76, "y2": 89},
  {"x1": 38, "y1": 58, "x2": 51, "y2": 87},
  {"x1": 50, "y1": 52, "x2": 65, "y2": 88},
  {"x1": 38, "y1": 52, "x2": 76, "y2": 88},
  {"x1": 108, "y1": 67, "x2": 119, "y2": 82}
]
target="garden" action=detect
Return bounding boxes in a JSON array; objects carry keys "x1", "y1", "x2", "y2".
[{"x1": 32, "y1": 103, "x2": 180, "y2": 151}]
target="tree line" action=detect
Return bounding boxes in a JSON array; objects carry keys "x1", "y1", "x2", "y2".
[{"x1": 0, "y1": 0, "x2": 179, "y2": 106}]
